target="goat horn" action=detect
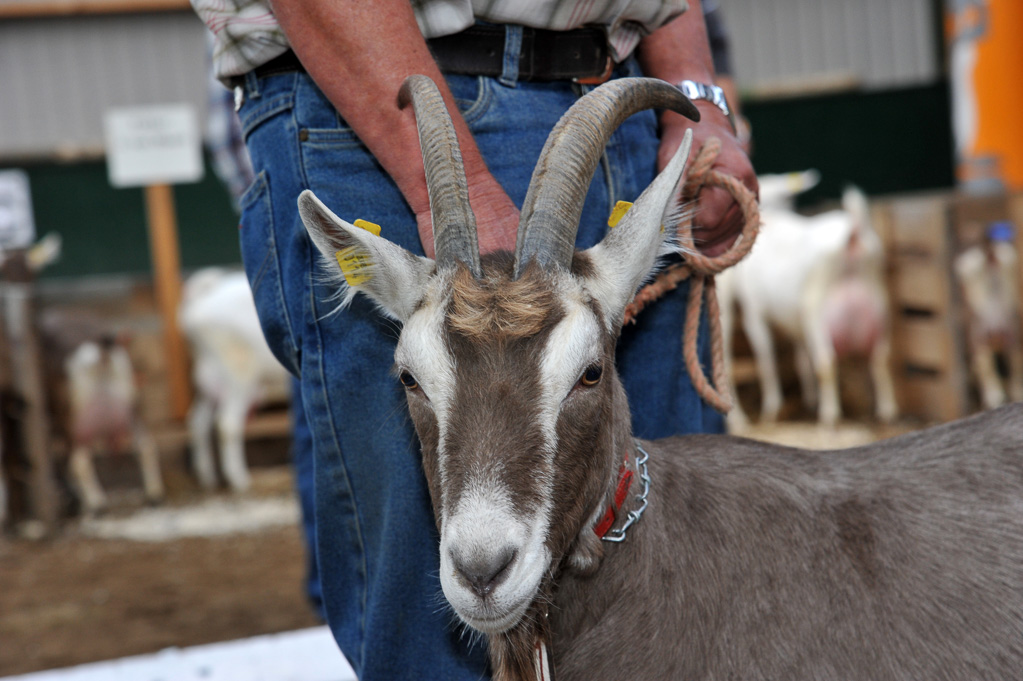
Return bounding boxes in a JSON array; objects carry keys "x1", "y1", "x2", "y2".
[
  {"x1": 399, "y1": 75, "x2": 482, "y2": 277},
  {"x1": 513, "y1": 78, "x2": 700, "y2": 278}
]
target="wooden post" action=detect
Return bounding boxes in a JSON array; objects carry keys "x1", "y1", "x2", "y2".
[
  {"x1": 0, "y1": 253, "x2": 59, "y2": 535},
  {"x1": 144, "y1": 184, "x2": 191, "y2": 422}
]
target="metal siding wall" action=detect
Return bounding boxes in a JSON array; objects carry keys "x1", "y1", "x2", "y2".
[
  {"x1": 720, "y1": 0, "x2": 939, "y2": 91},
  {"x1": 0, "y1": 4, "x2": 941, "y2": 156},
  {"x1": 0, "y1": 13, "x2": 208, "y2": 159}
]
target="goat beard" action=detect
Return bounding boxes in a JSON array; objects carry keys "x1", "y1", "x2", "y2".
[
  {"x1": 488, "y1": 503, "x2": 607, "y2": 679},
  {"x1": 488, "y1": 585, "x2": 555, "y2": 681}
]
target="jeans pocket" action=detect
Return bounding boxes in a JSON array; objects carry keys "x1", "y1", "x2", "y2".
[
  {"x1": 448, "y1": 75, "x2": 491, "y2": 128},
  {"x1": 238, "y1": 169, "x2": 299, "y2": 373}
]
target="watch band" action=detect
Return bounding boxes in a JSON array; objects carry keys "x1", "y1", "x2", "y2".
[{"x1": 676, "y1": 80, "x2": 736, "y2": 133}]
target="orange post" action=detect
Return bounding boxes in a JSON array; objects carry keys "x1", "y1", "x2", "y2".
[
  {"x1": 144, "y1": 184, "x2": 191, "y2": 421},
  {"x1": 947, "y1": 0, "x2": 1023, "y2": 191}
]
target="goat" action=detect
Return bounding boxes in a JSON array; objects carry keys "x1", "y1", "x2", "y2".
[
  {"x1": 755, "y1": 168, "x2": 820, "y2": 211},
  {"x1": 179, "y1": 268, "x2": 290, "y2": 492},
  {"x1": 954, "y1": 232, "x2": 1023, "y2": 410},
  {"x1": 33, "y1": 239, "x2": 162, "y2": 518},
  {"x1": 716, "y1": 182, "x2": 898, "y2": 428},
  {"x1": 38, "y1": 310, "x2": 165, "y2": 517},
  {"x1": 299, "y1": 76, "x2": 1023, "y2": 681},
  {"x1": 65, "y1": 337, "x2": 164, "y2": 514}
]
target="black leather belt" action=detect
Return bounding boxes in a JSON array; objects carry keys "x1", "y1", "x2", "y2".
[
  {"x1": 237, "y1": 25, "x2": 612, "y2": 86},
  {"x1": 428, "y1": 25, "x2": 612, "y2": 82}
]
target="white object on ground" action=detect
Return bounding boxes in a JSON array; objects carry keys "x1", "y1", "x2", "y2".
[
  {"x1": 0, "y1": 626, "x2": 355, "y2": 681},
  {"x1": 78, "y1": 496, "x2": 300, "y2": 542}
]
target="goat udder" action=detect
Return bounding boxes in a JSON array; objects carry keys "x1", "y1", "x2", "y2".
[
  {"x1": 825, "y1": 281, "x2": 883, "y2": 358},
  {"x1": 72, "y1": 402, "x2": 133, "y2": 450}
]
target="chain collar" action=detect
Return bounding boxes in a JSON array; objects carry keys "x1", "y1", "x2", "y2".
[
  {"x1": 601, "y1": 440, "x2": 651, "y2": 543},
  {"x1": 534, "y1": 442, "x2": 651, "y2": 678}
]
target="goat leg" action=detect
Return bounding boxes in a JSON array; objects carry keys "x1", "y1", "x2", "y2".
[
  {"x1": 188, "y1": 395, "x2": 218, "y2": 489},
  {"x1": 69, "y1": 445, "x2": 107, "y2": 515},
  {"x1": 133, "y1": 424, "x2": 165, "y2": 504},
  {"x1": 973, "y1": 345, "x2": 1006, "y2": 409},
  {"x1": 870, "y1": 335, "x2": 898, "y2": 423},
  {"x1": 1006, "y1": 338, "x2": 1023, "y2": 404},
  {"x1": 217, "y1": 396, "x2": 252, "y2": 492}
]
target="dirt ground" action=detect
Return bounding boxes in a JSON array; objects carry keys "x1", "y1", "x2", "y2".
[{"x1": 0, "y1": 467, "x2": 322, "y2": 678}]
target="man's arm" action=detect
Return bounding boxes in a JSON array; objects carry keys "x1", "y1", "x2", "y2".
[
  {"x1": 270, "y1": 0, "x2": 519, "y2": 257},
  {"x1": 636, "y1": 1, "x2": 757, "y2": 257}
]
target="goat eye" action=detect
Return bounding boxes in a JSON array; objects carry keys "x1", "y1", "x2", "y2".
[
  {"x1": 399, "y1": 371, "x2": 419, "y2": 390},
  {"x1": 580, "y1": 364, "x2": 603, "y2": 387}
]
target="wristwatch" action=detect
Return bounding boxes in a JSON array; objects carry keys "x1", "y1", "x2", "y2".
[{"x1": 675, "y1": 80, "x2": 736, "y2": 133}]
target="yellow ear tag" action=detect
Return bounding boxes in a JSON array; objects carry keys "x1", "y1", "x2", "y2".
[
  {"x1": 335, "y1": 219, "x2": 382, "y2": 286},
  {"x1": 352, "y1": 219, "x2": 381, "y2": 236},
  {"x1": 786, "y1": 172, "x2": 805, "y2": 193},
  {"x1": 607, "y1": 200, "x2": 665, "y2": 233},
  {"x1": 608, "y1": 201, "x2": 634, "y2": 228}
]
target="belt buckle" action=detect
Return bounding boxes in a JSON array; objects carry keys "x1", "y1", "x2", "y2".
[{"x1": 574, "y1": 55, "x2": 614, "y2": 86}]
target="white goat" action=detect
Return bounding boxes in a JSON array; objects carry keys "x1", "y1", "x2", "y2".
[
  {"x1": 180, "y1": 268, "x2": 290, "y2": 492},
  {"x1": 299, "y1": 76, "x2": 1023, "y2": 681},
  {"x1": 954, "y1": 237, "x2": 1023, "y2": 409},
  {"x1": 717, "y1": 181, "x2": 898, "y2": 428},
  {"x1": 755, "y1": 168, "x2": 820, "y2": 210},
  {"x1": 61, "y1": 337, "x2": 164, "y2": 514}
]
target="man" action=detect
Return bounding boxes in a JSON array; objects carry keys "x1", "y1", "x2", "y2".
[{"x1": 190, "y1": 1, "x2": 756, "y2": 678}]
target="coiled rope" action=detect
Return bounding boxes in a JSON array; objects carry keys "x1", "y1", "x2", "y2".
[{"x1": 622, "y1": 137, "x2": 761, "y2": 413}]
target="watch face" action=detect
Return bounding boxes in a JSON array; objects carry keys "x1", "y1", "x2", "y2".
[
  {"x1": 676, "y1": 80, "x2": 735, "y2": 132},
  {"x1": 678, "y1": 80, "x2": 729, "y2": 115},
  {"x1": 679, "y1": 80, "x2": 703, "y2": 100}
]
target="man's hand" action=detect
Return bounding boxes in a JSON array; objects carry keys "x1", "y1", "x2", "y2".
[
  {"x1": 274, "y1": 0, "x2": 520, "y2": 260},
  {"x1": 658, "y1": 102, "x2": 757, "y2": 257},
  {"x1": 636, "y1": 1, "x2": 759, "y2": 258},
  {"x1": 413, "y1": 173, "x2": 520, "y2": 259}
]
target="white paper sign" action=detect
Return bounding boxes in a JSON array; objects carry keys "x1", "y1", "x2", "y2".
[
  {"x1": 0, "y1": 169, "x2": 36, "y2": 250},
  {"x1": 105, "y1": 104, "x2": 204, "y2": 188}
]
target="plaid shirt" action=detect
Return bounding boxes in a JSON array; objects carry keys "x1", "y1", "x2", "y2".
[{"x1": 192, "y1": 0, "x2": 688, "y2": 82}]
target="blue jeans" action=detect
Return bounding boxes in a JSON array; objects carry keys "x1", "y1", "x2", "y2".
[
  {"x1": 290, "y1": 376, "x2": 326, "y2": 620},
  {"x1": 236, "y1": 59, "x2": 722, "y2": 681}
]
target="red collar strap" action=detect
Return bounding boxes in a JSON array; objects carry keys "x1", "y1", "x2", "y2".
[{"x1": 593, "y1": 451, "x2": 634, "y2": 538}]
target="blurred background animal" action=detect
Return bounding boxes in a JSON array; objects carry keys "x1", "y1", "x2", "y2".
[
  {"x1": 954, "y1": 222, "x2": 1023, "y2": 409},
  {"x1": 718, "y1": 178, "x2": 897, "y2": 429},
  {"x1": 39, "y1": 311, "x2": 163, "y2": 516},
  {"x1": 180, "y1": 268, "x2": 289, "y2": 492}
]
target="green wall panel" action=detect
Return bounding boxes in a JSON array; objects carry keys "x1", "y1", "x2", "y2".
[
  {"x1": 743, "y1": 81, "x2": 956, "y2": 206},
  {"x1": 15, "y1": 81, "x2": 955, "y2": 278},
  {"x1": 21, "y1": 157, "x2": 242, "y2": 280}
]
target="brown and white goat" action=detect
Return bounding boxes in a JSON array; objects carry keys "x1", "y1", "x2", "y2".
[
  {"x1": 954, "y1": 238, "x2": 1023, "y2": 410},
  {"x1": 39, "y1": 312, "x2": 164, "y2": 516},
  {"x1": 300, "y1": 76, "x2": 1023, "y2": 681}
]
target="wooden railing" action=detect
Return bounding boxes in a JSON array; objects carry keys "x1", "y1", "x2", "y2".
[{"x1": 0, "y1": 0, "x2": 191, "y2": 18}]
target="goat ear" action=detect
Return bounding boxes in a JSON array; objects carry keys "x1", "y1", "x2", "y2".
[
  {"x1": 841, "y1": 185, "x2": 870, "y2": 232},
  {"x1": 298, "y1": 190, "x2": 435, "y2": 322},
  {"x1": 580, "y1": 129, "x2": 693, "y2": 327}
]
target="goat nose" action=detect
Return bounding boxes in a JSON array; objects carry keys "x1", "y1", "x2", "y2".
[{"x1": 452, "y1": 546, "x2": 517, "y2": 598}]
